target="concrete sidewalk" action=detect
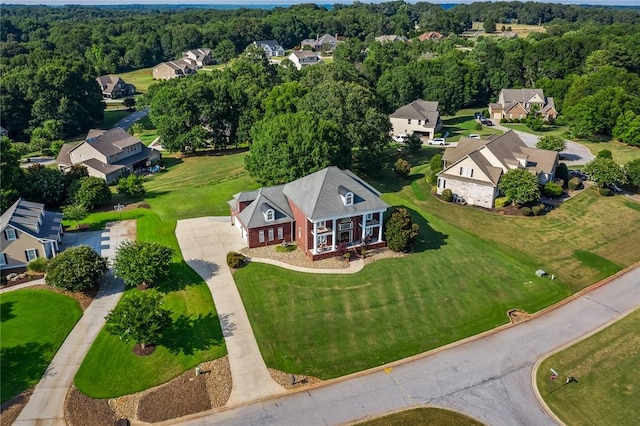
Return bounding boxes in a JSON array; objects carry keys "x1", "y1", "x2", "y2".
[
  {"x1": 14, "y1": 221, "x2": 135, "y2": 426},
  {"x1": 175, "y1": 217, "x2": 285, "y2": 405}
]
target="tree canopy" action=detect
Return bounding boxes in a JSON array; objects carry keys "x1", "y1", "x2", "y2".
[
  {"x1": 536, "y1": 135, "x2": 566, "y2": 152},
  {"x1": 113, "y1": 241, "x2": 174, "y2": 288},
  {"x1": 46, "y1": 245, "x2": 109, "y2": 292},
  {"x1": 499, "y1": 168, "x2": 540, "y2": 205},
  {"x1": 584, "y1": 157, "x2": 627, "y2": 188}
]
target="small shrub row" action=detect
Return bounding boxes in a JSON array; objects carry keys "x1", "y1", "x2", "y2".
[
  {"x1": 521, "y1": 204, "x2": 546, "y2": 216},
  {"x1": 275, "y1": 243, "x2": 297, "y2": 253},
  {"x1": 226, "y1": 251, "x2": 246, "y2": 268},
  {"x1": 501, "y1": 118, "x2": 524, "y2": 124},
  {"x1": 441, "y1": 188, "x2": 453, "y2": 202}
]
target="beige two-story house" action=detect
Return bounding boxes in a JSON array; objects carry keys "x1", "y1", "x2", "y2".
[
  {"x1": 287, "y1": 50, "x2": 321, "y2": 70},
  {"x1": 56, "y1": 127, "x2": 160, "y2": 183},
  {"x1": 1, "y1": 199, "x2": 63, "y2": 271},
  {"x1": 152, "y1": 60, "x2": 196, "y2": 80},
  {"x1": 390, "y1": 100, "x2": 442, "y2": 139},
  {"x1": 96, "y1": 75, "x2": 136, "y2": 99},
  {"x1": 489, "y1": 88, "x2": 558, "y2": 122}
]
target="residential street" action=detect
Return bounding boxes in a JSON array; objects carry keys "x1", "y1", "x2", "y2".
[
  {"x1": 113, "y1": 107, "x2": 149, "y2": 130},
  {"x1": 167, "y1": 264, "x2": 640, "y2": 426}
]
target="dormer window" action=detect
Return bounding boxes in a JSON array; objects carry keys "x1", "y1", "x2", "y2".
[
  {"x1": 338, "y1": 185, "x2": 354, "y2": 206},
  {"x1": 265, "y1": 209, "x2": 274, "y2": 222}
]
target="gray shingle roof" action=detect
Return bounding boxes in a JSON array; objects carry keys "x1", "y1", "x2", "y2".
[
  {"x1": 282, "y1": 166, "x2": 389, "y2": 220},
  {"x1": 56, "y1": 142, "x2": 79, "y2": 165},
  {"x1": 237, "y1": 185, "x2": 293, "y2": 228},
  {"x1": 390, "y1": 100, "x2": 440, "y2": 124},
  {"x1": 73, "y1": 127, "x2": 141, "y2": 158},
  {"x1": 0, "y1": 198, "x2": 63, "y2": 241},
  {"x1": 82, "y1": 158, "x2": 125, "y2": 175},
  {"x1": 501, "y1": 88, "x2": 545, "y2": 104}
]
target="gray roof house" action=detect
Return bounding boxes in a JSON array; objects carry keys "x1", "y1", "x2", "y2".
[
  {"x1": 152, "y1": 60, "x2": 196, "y2": 80},
  {"x1": 489, "y1": 88, "x2": 558, "y2": 122},
  {"x1": 300, "y1": 33, "x2": 340, "y2": 51},
  {"x1": 56, "y1": 127, "x2": 161, "y2": 184},
  {"x1": 182, "y1": 48, "x2": 214, "y2": 68},
  {"x1": 95, "y1": 75, "x2": 136, "y2": 99},
  {"x1": 374, "y1": 35, "x2": 408, "y2": 43},
  {"x1": 436, "y1": 131, "x2": 558, "y2": 209},
  {"x1": 1, "y1": 198, "x2": 63, "y2": 271},
  {"x1": 287, "y1": 50, "x2": 321, "y2": 70},
  {"x1": 253, "y1": 40, "x2": 285, "y2": 57},
  {"x1": 390, "y1": 99, "x2": 442, "y2": 139},
  {"x1": 229, "y1": 167, "x2": 389, "y2": 260}
]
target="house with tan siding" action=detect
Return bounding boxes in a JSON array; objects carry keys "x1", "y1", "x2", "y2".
[
  {"x1": 1, "y1": 199, "x2": 63, "y2": 271},
  {"x1": 287, "y1": 50, "x2": 321, "y2": 70},
  {"x1": 229, "y1": 167, "x2": 389, "y2": 260},
  {"x1": 436, "y1": 131, "x2": 558, "y2": 208},
  {"x1": 390, "y1": 100, "x2": 442, "y2": 139},
  {"x1": 152, "y1": 60, "x2": 196, "y2": 80},
  {"x1": 56, "y1": 127, "x2": 160, "y2": 183},
  {"x1": 489, "y1": 88, "x2": 558, "y2": 122}
]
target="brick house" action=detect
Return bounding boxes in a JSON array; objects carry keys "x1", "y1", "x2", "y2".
[
  {"x1": 1, "y1": 198, "x2": 63, "y2": 271},
  {"x1": 436, "y1": 131, "x2": 558, "y2": 208},
  {"x1": 489, "y1": 88, "x2": 558, "y2": 122},
  {"x1": 229, "y1": 167, "x2": 389, "y2": 260}
]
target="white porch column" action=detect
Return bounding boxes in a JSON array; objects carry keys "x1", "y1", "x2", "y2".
[
  {"x1": 361, "y1": 213, "x2": 366, "y2": 242},
  {"x1": 313, "y1": 221, "x2": 318, "y2": 254},
  {"x1": 377, "y1": 211, "x2": 383, "y2": 242},
  {"x1": 332, "y1": 218, "x2": 337, "y2": 250}
]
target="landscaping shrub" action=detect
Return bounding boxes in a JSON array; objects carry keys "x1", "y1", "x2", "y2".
[
  {"x1": 521, "y1": 207, "x2": 533, "y2": 216},
  {"x1": 117, "y1": 174, "x2": 146, "y2": 197},
  {"x1": 275, "y1": 242, "x2": 297, "y2": 253},
  {"x1": 394, "y1": 158, "x2": 411, "y2": 178},
  {"x1": 568, "y1": 177, "x2": 583, "y2": 190},
  {"x1": 532, "y1": 204, "x2": 545, "y2": 216},
  {"x1": 442, "y1": 189, "x2": 453, "y2": 202},
  {"x1": 46, "y1": 246, "x2": 108, "y2": 292},
  {"x1": 113, "y1": 241, "x2": 174, "y2": 288},
  {"x1": 69, "y1": 176, "x2": 112, "y2": 210},
  {"x1": 494, "y1": 197, "x2": 510, "y2": 208},
  {"x1": 544, "y1": 182, "x2": 563, "y2": 198},
  {"x1": 27, "y1": 257, "x2": 48, "y2": 273},
  {"x1": 384, "y1": 208, "x2": 419, "y2": 253},
  {"x1": 599, "y1": 187, "x2": 613, "y2": 196},
  {"x1": 429, "y1": 154, "x2": 443, "y2": 174},
  {"x1": 597, "y1": 149, "x2": 613, "y2": 159},
  {"x1": 227, "y1": 251, "x2": 246, "y2": 268},
  {"x1": 474, "y1": 121, "x2": 483, "y2": 131},
  {"x1": 555, "y1": 163, "x2": 569, "y2": 186},
  {"x1": 405, "y1": 134, "x2": 422, "y2": 153}
]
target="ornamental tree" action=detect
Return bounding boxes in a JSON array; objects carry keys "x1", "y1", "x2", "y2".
[
  {"x1": 62, "y1": 204, "x2": 88, "y2": 229},
  {"x1": 584, "y1": 157, "x2": 627, "y2": 188},
  {"x1": 69, "y1": 176, "x2": 112, "y2": 210},
  {"x1": 113, "y1": 241, "x2": 174, "y2": 288},
  {"x1": 105, "y1": 290, "x2": 171, "y2": 349},
  {"x1": 499, "y1": 168, "x2": 540, "y2": 205},
  {"x1": 536, "y1": 135, "x2": 566, "y2": 152},
  {"x1": 384, "y1": 208, "x2": 419, "y2": 253},
  {"x1": 117, "y1": 174, "x2": 146, "y2": 197},
  {"x1": 625, "y1": 158, "x2": 640, "y2": 188},
  {"x1": 46, "y1": 245, "x2": 108, "y2": 292}
]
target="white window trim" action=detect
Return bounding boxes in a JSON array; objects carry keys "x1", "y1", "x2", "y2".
[
  {"x1": 264, "y1": 209, "x2": 275, "y2": 222},
  {"x1": 365, "y1": 213, "x2": 373, "y2": 221},
  {"x1": 319, "y1": 235, "x2": 327, "y2": 244},
  {"x1": 268, "y1": 228, "x2": 274, "y2": 241},
  {"x1": 5, "y1": 228, "x2": 17, "y2": 241},
  {"x1": 0, "y1": 253, "x2": 6, "y2": 265},
  {"x1": 258, "y1": 230, "x2": 265, "y2": 243},
  {"x1": 317, "y1": 220, "x2": 326, "y2": 228},
  {"x1": 26, "y1": 248, "x2": 38, "y2": 262},
  {"x1": 277, "y1": 227, "x2": 283, "y2": 240},
  {"x1": 341, "y1": 192, "x2": 354, "y2": 206}
]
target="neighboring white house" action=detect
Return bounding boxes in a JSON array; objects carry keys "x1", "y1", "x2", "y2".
[
  {"x1": 436, "y1": 131, "x2": 558, "y2": 209},
  {"x1": 287, "y1": 50, "x2": 321, "y2": 70},
  {"x1": 56, "y1": 127, "x2": 161, "y2": 183},
  {"x1": 253, "y1": 40, "x2": 285, "y2": 57},
  {"x1": 374, "y1": 35, "x2": 408, "y2": 43},
  {"x1": 390, "y1": 99, "x2": 442, "y2": 139},
  {"x1": 182, "y1": 48, "x2": 214, "y2": 68}
]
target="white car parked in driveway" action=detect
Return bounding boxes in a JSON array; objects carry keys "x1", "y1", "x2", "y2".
[
  {"x1": 392, "y1": 134, "x2": 409, "y2": 142},
  {"x1": 428, "y1": 137, "x2": 447, "y2": 145}
]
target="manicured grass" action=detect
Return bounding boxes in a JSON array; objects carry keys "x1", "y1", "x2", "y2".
[
  {"x1": 495, "y1": 23, "x2": 546, "y2": 38},
  {"x1": 117, "y1": 67, "x2": 156, "y2": 93},
  {"x1": 99, "y1": 109, "x2": 130, "y2": 129},
  {"x1": 441, "y1": 108, "x2": 503, "y2": 141},
  {"x1": 1, "y1": 289, "x2": 82, "y2": 402},
  {"x1": 74, "y1": 152, "x2": 260, "y2": 398},
  {"x1": 133, "y1": 116, "x2": 158, "y2": 146},
  {"x1": 357, "y1": 407, "x2": 483, "y2": 426},
  {"x1": 235, "y1": 148, "x2": 640, "y2": 379},
  {"x1": 500, "y1": 122, "x2": 570, "y2": 139},
  {"x1": 536, "y1": 309, "x2": 640, "y2": 426}
]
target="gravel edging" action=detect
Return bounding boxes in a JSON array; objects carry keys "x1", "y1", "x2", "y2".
[
  {"x1": 242, "y1": 245, "x2": 407, "y2": 270},
  {"x1": 268, "y1": 369, "x2": 322, "y2": 390}
]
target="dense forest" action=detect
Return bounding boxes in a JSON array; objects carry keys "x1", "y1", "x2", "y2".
[{"x1": 1, "y1": 1, "x2": 640, "y2": 166}]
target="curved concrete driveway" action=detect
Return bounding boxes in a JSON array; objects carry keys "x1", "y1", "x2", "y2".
[
  {"x1": 167, "y1": 264, "x2": 640, "y2": 426},
  {"x1": 176, "y1": 217, "x2": 285, "y2": 405}
]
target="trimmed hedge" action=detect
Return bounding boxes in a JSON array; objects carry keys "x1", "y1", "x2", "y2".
[
  {"x1": 598, "y1": 187, "x2": 613, "y2": 196},
  {"x1": 521, "y1": 207, "x2": 533, "y2": 216},
  {"x1": 226, "y1": 252, "x2": 246, "y2": 268},
  {"x1": 275, "y1": 243, "x2": 297, "y2": 253},
  {"x1": 532, "y1": 204, "x2": 545, "y2": 216},
  {"x1": 494, "y1": 197, "x2": 510, "y2": 208},
  {"x1": 442, "y1": 189, "x2": 453, "y2": 202},
  {"x1": 544, "y1": 182, "x2": 563, "y2": 198}
]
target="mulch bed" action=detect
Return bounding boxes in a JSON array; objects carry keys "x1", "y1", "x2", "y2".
[
  {"x1": 508, "y1": 309, "x2": 532, "y2": 324},
  {"x1": 1, "y1": 272, "x2": 44, "y2": 287},
  {"x1": 0, "y1": 389, "x2": 33, "y2": 426},
  {"x1": 132, "y1": 343, "x2": 156, "y2": 356},
  {"x1": 65, "y1": 386, "x2": 119, "y2": 426},
  {"x1": 137, "y1": 372, "x2": 211, "y2": 423}
]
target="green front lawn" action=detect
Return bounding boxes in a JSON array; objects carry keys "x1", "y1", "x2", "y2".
[
  {"x1": 1, "y1": 289, "x2": 82, "y2": 402},
  {"x1": 117, "y1": 67, "x2": 156, "y2": 93},
  {"x1": 357, "y1": 407, "x2": 483, "y2": 426},
  {"x1": 73, "y1": 152, "x2": 260, "y2": 398},
  {"x1": 441, "y1": 108, "x2": 503, "y2": 141},
  {"x1": 99, "y1": 109, "x2": 130, "y2": 129},
  {"x1": 536, "y1": 309, "x2": 640, "y2": 426},
  {"x1": 235, "y1": 151, "x2": 640, "y2": 379}
]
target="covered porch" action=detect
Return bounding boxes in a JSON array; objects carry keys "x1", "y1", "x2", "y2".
[{"x1": 309, "y1": 212, "x2": 384, "y2": 257}]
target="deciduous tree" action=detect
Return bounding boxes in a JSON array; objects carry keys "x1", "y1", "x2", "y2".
[
  {"x1": 625, "y1": 158, "x2": 640, "y2": 188},
  {"x1": 584, "y1": 157, "x2": 627, "y2": 188},
  {"x1": 62, "y1": 204, "x2": 88, "y2": 229},
  {"x1": 69, "y1": 176, "x2": 112, "y2": 210},
  {"x1": 113, "y1": 241, "x2": 174, "y2": 288},
  {"x1": 46, "y1": 245, "x2": 108, "y2": 292},
  {"x1": 384, "y1": 208, "x2": 419, "y2": 253},
  {"x1": 536, "y1": 135, "x2": 566, "y2": 152},
  {"x1": 105, "y1": 290, "x2": 172, "y2": 349},
  {"x1": 499, "y1": 168, "x2": 540, "y2": 205}
]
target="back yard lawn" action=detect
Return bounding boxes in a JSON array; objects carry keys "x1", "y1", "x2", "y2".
[
  {"x1": 1, "y1": 289, "x2": 82, "y2": 402},
  {"x1": 440, "y1": 108, "x2": 503, "y2": 141}
]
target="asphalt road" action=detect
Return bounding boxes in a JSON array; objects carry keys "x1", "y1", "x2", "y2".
[
  {"x1": 169, "y1": 265, "x2": 640, "y2": 426},
  {"x1": 113, "y1": 107, "x2": 149, "y2": 130}
]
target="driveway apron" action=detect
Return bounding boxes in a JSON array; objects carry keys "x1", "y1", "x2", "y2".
[
  {"x1": 175, "y1": 217, "x2": 285, "y2": 405},
  {"x1": 14, "y1": 221, "x2": 135, "y2": 426}
]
